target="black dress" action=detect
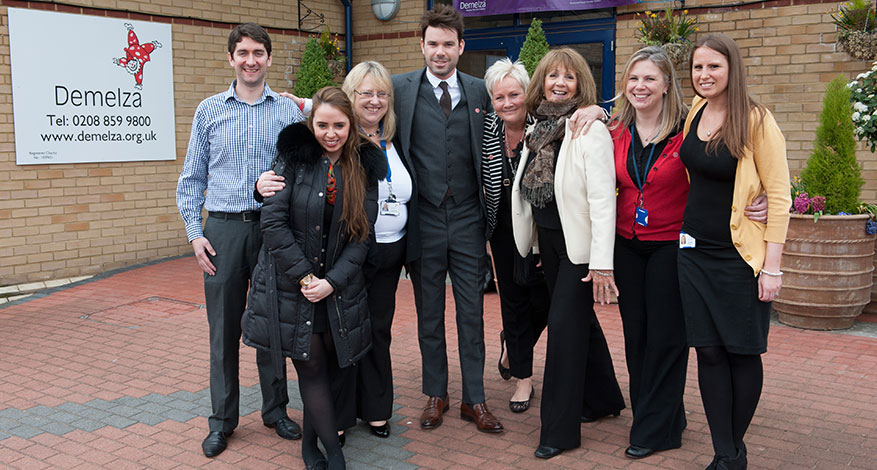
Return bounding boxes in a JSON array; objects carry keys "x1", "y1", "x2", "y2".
[{"x1": 677, "y1": 106, "x2": 771, "y2": 355}]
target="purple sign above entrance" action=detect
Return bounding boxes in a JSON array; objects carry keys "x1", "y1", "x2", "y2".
[{"x1": 454, "y1": 0, "x2": 637, "y2": 16}]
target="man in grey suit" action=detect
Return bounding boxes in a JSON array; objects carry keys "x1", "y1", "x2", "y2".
[{"x1": 391, "y1": 5, "x2": 503, "y2": 433}]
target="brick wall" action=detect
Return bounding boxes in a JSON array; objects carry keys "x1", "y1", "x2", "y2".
[
  {"x1": 0, "y1": 0, "x2": 344, "y2": 285},
  {"x1": 615, "y1": 0, "x2": 877, "y2": 202},
  {"x1": 351, "y1": 0, "x2": 427, "y2": 74},
  {"x1": 3, "y1": 0, "x2": 875, "y2": 285}
]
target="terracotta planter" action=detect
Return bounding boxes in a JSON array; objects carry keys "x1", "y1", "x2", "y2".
[
  {"x1": 861, "y1": 238, "x2": 877, "y2": 314},
  {"x1": 774, "y1": 213, "x2": 876, "y2": 330}
]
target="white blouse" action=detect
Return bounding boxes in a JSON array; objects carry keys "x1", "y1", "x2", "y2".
[{"x1": 375, "y1": 142, "x2": 412, "y2": 244}]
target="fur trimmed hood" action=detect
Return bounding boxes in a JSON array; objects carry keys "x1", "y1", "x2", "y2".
[{"x1": 275, "y1": 122, "x2": 387, "y2": 184}]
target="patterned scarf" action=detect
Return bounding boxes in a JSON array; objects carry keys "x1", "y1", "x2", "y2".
[{"x1": 521, "y1": 98, "x2": 581, "y2": 208}]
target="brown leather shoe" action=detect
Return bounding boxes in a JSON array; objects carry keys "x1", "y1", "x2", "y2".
[
  {"x1": 420, "y1": 395, "x2": 449, "y2": 429},
  {"x1": 460, "y1": 402, "x2": 504, "y2": 433}
]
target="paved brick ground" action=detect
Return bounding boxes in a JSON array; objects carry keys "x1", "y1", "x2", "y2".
[{"x1": 0, "y1": 256, "x2": 875, "y2": 469}]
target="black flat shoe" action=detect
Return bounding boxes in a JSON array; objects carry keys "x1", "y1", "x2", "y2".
[
  {"x1": 534, "y1": 444, "x2": 563, "y2": 459},
  {"x1": 264, "y1": 416, "x2": 302, "y2": 440},
  {"x1": 509, "y1": 386, "x2": 535, "y2": 413},
  {"x1": 369, "y1": 422, "x2": 390, "y2": 438},
  {"x1": 625, "y1": 445, "x2": 655, "y2": 459},
  {"x1": 498, "y1": 331, "x2": 511, "y2": 380},
  {"x1": 201, "y1": 430, "x2": 233, "y2": 458},
  {"x1": 580, "y1": 410, "x2": 621, "y2": 423}
]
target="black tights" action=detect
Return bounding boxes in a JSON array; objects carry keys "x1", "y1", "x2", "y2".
[
  {"x1": 695, "y1": 346, "x2": 763, "y2": 458},
  {"x1": 292, "y1": 333, "x2": 345, "y2": 470}
]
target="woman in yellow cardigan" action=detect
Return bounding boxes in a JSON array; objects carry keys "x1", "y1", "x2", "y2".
[{"x1": 678, "y1": 34, "x2": 790, "y2": 470}]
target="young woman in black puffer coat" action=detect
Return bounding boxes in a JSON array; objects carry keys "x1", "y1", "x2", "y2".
[{"x1": 243, "y1": 86, "x2": 386, "y2": 470}]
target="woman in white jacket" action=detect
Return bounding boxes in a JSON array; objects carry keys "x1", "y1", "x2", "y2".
[{"x1": 512, "y1": 48, "x2": 625, "y2": 459}]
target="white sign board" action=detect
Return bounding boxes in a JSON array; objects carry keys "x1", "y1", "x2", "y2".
[{"x1": 8, "y1": 8, "x2": 176, "y2": 165}]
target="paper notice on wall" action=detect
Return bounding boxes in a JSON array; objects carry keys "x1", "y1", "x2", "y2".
[{"x1": 8, "y1": 8, "x2": 176, "y2": 165}]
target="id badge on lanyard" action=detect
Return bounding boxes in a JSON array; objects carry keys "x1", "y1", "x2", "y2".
[
  {"x1": 630, "y1": 125, "x2": 656, "y2": 228},
  {"x1": 378, "y1": 131, "x2": 401, "y2": 216}
]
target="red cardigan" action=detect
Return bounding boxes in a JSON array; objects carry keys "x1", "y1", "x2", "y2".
[{"x1": 612, "y1": 125, "x2": 688, "y2": 241}]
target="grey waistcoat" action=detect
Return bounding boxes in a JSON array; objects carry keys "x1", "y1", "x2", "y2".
[{"x1": 409, "y1": 75, "x2": 478, "y2": 207}]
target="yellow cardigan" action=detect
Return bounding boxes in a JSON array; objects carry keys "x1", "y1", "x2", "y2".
[{"x1": 683, "y1": 96, "x2": 791, "y2": 276}]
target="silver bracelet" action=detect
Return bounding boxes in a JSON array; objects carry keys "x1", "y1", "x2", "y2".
[
  {"x1": 593, "y1": 270, "x2": 612, "y2": 277},
  {"x1": 760, "y1": 269, "x2": 783, "y2": 277}
]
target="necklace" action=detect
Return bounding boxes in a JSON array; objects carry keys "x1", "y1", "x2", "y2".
[
  {"x1": 360, "y1": 126, "x2": 379, "y2": 137},
  {"x1": 504, "y1": 127, "x2": 523, "y2": 160}
]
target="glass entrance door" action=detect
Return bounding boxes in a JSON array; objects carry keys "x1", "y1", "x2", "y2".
[{"x1": 459, "y1": 14, "x2": 616, "y2": 106}]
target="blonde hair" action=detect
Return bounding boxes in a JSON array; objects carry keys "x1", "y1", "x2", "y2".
[
  {"x1": 609, "y1": 46, "x2": 687, "y2": 143},
  {"x1": 484, "y1": 58, "x2": 530, "y2": 98},
  {"x1": 341, "y1": 61, "x2": 396, "y2": 143},
  {"x1": 525, "y1": 48, "x2": 597, "y2": 113}
]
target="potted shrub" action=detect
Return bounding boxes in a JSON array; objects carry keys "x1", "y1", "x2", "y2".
[
  {"x1": 294, "y1": 37, "x2": 336, "y2": 99},
  {"x1": 519, "y1": 19, "x2": 549, "y2": 77},
  {"x1": 833, "y1": 0, "x2": 877, "y2": 60},
  {"x1": 774, "y1": 76, "x2": 876, "y2": 330},
  {"x1": 635, "y1": 3, "x2": 698, "y2": 68}
]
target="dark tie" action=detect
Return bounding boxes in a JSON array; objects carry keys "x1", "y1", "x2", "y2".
[{"x1": 439, "y1": 81, "x2": 452, "y2": 118}]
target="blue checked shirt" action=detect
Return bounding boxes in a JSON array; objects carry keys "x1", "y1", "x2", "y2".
[{"x1": 177, "y1": 82, "x2": 304, "y2": 242}]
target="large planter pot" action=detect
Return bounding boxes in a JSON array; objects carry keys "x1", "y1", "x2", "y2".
[
  {"x1": 860, "y1": 238, "x2": 877, "y2": 314},
  {"x1": 774, "y1": 213, "x2": 876, "y2": 330}
]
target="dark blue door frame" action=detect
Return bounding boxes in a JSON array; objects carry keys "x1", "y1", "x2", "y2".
[{"x1": 462, "y1": 16, "x2": 617, "y2": 106}]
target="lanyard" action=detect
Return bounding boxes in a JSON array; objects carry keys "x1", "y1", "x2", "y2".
[
  {"x1": 375, "y1": 121, "x2": 395, "y2": 198},
  {"x1": 629, "y1": 124, "x2": 657, "y2": 202}
]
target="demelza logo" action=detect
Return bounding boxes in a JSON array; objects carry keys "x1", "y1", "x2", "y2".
[{"x1": 458, "y1": 0, "x2": 487, "y2": 12}]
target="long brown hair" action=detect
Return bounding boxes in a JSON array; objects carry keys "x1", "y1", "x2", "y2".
[
  {"x1": 690, "y1": 33, "x2": 765, "y2": 159},
  {"x1": 609, "y1": 46, "x2": 687, "y2": 143},
  {"x1": 525, "y1": 48, "x2": 597, "y2": 114},
  {"x1": 307, "y1": 87, "x2": 370, "y2": 242}
]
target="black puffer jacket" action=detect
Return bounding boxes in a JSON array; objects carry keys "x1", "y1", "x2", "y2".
[{"x1": 243, "y1": 122, "x2": 385, "y2": 370}]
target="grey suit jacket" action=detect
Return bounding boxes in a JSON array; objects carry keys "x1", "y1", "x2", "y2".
[{"x1": 391, "y1": 68, "x2": 493, "y2": 245}]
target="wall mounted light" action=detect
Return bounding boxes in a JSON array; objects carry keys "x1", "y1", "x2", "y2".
[{"x1": 371, "y1": 0, "x2": 400, "y2": 20}]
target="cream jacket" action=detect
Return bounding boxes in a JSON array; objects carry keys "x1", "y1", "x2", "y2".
[
  {"x1": 683, "y1": 96, "x2": 791, "y2": 276},
  {"x1": 511, "y1": 119, "x2": 616, "y2": 269}
]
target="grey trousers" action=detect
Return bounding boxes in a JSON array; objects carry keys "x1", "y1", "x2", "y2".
[
  {"x1": 202, "y1": 215, "x2": 289, "y2": 433},
  {"x1": 409, "y1": 196, "x2": 487, "y2": 405}
]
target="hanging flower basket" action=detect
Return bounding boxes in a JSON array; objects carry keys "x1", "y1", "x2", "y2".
[
  {"x1": 661, "y1": 41, "x2": 693, "y2": 68},
  {"x1": 837, "y1": 30, "x2": 877, "y2": 60}
]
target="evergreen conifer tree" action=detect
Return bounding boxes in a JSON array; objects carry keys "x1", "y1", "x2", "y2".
[
  {"x1": 801, "y1": 75, "x2": 864, "y2": 214},
  {"x1": 518, "y1": 19, "x2": 549, "y2": 77},
  {"x1": 294, "y1": 38, "x2": 335, "y2": 99}
]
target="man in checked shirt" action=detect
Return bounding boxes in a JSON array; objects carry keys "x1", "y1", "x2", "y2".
[{"x1": 176, "y1": 23, "x2": 304, "y2": 458}]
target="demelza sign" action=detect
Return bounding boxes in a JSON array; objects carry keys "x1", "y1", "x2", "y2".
[{"x1": 8, "y1": 8, "x2": 175, "y2": 165}]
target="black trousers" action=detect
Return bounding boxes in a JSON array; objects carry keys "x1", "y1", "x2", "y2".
[
  {"x1": 614, "y1": 235, "x2": 687, "y2": 450},
  {"x1": 333, "y1": 237, "x2": 406, "y2": 426},
  {"x1": 489, "y1": 223, "x2": 549, "y2": 379},
  {"x1": 409, "y1": 196, "x2": 487, "y2": 404},
  {"x1": 538, "y1": 228, "x2": 625, "y2": 449},
  {"x1": 202, "y1": 216, "x2": 289, "y2": 433}
]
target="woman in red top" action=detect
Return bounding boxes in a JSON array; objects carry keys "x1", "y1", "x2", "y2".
[{"x1": 608, "y1": 46, "x2": 767, "y2": 460}]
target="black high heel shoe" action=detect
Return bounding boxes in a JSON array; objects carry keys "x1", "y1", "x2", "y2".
[
  {"x1": 368, "y1": 422, "x2": 390, "y2": 438},
  {"x1": 498, "y1": 331, "x2": 511, "y2": 380},
  {"x1": 580, "y1": 410, "x2": 621, "y2": 423}
]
